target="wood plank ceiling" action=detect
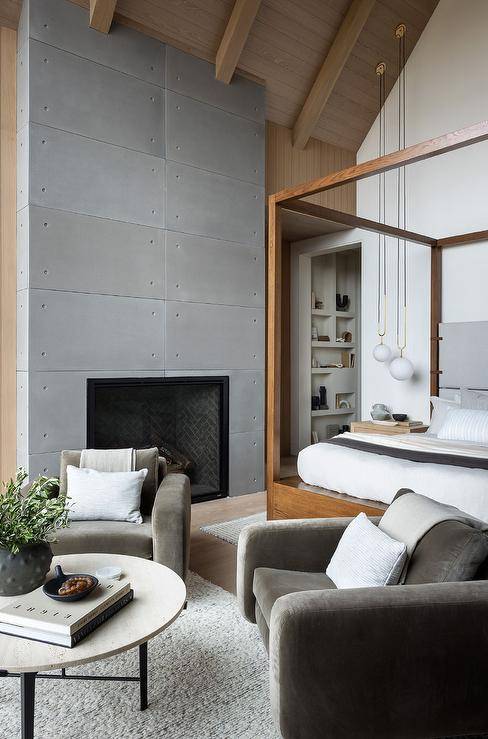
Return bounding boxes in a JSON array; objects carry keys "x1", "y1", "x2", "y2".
[{"x1": 1, "y1": 0, "x2": 438, "y2": 152}]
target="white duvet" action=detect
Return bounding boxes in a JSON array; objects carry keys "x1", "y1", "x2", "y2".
[{"x1": 297, "y1": 432, "x2": 488, "y2": 521}]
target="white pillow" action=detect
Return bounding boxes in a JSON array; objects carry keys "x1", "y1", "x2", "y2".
[
  {"x1": 326, "y1": 513, "x2": 407, "y2": 589},
  {"x1": 461, "y1": 387, "x2": 488, "y2": 411},
  {"x1": 67, "y1": 465, "x2": 147, "y2": 523},
  {"x1": 427, "y1": 395, "x2": 460, "y2": 436},
  {"x1": 437, "y1": 408, "x2": 488, "y2": 444}
]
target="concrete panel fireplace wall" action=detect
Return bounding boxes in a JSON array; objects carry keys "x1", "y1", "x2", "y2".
[{"x1": 16, "y1": 0, "x2": 265, "y2": 496}]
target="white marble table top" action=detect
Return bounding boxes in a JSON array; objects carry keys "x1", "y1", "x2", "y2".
[{"x1": 0, "y1": 553, "x2": 186, "y2": 673}]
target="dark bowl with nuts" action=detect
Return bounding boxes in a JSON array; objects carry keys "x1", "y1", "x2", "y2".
[{"x1": 43, "y1": 565, "x2": 99, "y2": 602}]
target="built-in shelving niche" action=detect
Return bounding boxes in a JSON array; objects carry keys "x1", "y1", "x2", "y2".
[{"x1": 293, "y1": 245, "x2": 361, "y2": 452}]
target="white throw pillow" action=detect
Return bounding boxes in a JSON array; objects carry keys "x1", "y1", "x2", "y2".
[
  {"x1": 67, "y1": 465, "x2": 147, "y2": 523},
  {"x1": 437, "y1": 408, "x2": 488, "y2": 444},
  {"x1": 326, "y1": 513, "x2": 407, "y2": 589},
  {"x1": 427, "y1": 395, "x2": 460, "y2": 436},
  {"x1": 461, "y1": 387, "x2": 488, "y2": 411}
]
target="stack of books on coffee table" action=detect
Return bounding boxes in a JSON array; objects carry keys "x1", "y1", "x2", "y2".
[{"x1": 0, "y1": 578, "x2": 133, "y2": 647}]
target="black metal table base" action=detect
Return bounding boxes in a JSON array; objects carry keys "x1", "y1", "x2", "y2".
[{"x1": 1, "y1": 641, "x2": 148, "y2": 739}]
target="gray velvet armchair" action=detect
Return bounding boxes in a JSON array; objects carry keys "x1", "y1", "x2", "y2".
[
  {"x1": 237, "y1": 517, "x2": 488, "y2": 739},
  {"x1": 51, "y1": 448, "x2": 191, "y2": 581}
]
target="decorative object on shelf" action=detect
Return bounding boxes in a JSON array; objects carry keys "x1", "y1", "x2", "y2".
[
  {"x1": 311, "y1": 356, "x2": 319, "y2": 368},
  {"x1": 336, "y1": 293, "x2": 350, "y2": 311},
  {"x1": 341, "y1": 330, "x2": 353, "y2": 343},
  {"x1": 319, "y1": 386, "x2": 329, "y2": 410},
  {"x1": 390, "y1": 24, "x2": 414, "y2": 383},
  {"x1": 338, "y1": 400, "x2": 351, "y2": 409},
  {"x1": 0, "y1": 469, "x2": 68, "y2": 596},
  {"x1": 392, "y1": 413, "x2": 408, "y2": 422},
  {"x1": 370, "y1": 403, "x2": 392, "y2": 421},
  {"x1": 315, "y1": 299, "x2": 324, "y2": 310},
  {"x1": 311, "y1": 431, "x2": 319, "y2": 444},
  {"x1": 326, "y1": 424, "x2": 340, "y2": 439},
  {"x1": 311, "y1": 325, "x2": 319, "y2": 341},
  {"x1": 311, "y1": 290, "x2": 316, "y2": 309},
  {"x1": 373, "y1": 60, "x2": 392, "y2": 365},
  {"x1": 318, "y1": 335, "x2": 330, "y2": 342},
  {"x1": 341, "y1": 425, "x2": 350, "y2": 434},
  {"x1": 312, "y1": 395, "x2": 320, "y2": 411}
]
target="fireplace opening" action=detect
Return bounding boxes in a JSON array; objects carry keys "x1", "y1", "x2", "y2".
[{"x1": 87, "y1": 377, "x2": 229, "y2": 502}]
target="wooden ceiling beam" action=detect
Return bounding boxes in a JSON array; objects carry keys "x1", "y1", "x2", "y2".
[
  {"x1": 283, "y1": 200, "x2": 436, "y2": 247},
  {"x1": 275, "y1": 120, "x2": 488, "y2": 202},
  {"x1": 89, "y1": 0, "x2": 117, "y2": 34},
  {"x1": 293, "y1": 0, "x2": 375, "y2": 150},
  {"x1": 215, "y1": 0, "x2": 262, "y2": 84}
]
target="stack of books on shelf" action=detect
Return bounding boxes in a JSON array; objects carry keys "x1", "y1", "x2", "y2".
[{"x1": 0, "y1": 577, "x2": 133, "y2": 647}]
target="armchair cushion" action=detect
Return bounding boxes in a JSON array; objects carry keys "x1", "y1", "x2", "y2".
[
  {"x1": 254, "y1": 567, "x2": 335, "y2": 626},
  {"x1": 52, "y1": 516, "x2": 153, "y2": 559},
  {"x1": 405, "y1": 519, "x2": 488, "y2": 584}
]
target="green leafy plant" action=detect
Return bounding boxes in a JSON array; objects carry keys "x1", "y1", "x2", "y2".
[{"x1": 0, "y1": 468, "x2": 69, "y2": 554}]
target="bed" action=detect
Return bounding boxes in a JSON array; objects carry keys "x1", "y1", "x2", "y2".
[{"x1": 276, "y1": 320, "x2": 488, "y2": 522}]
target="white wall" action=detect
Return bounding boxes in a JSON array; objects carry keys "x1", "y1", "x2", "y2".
[{"x1": 299, "y1": 0, "x2": 488, "y2": 427}]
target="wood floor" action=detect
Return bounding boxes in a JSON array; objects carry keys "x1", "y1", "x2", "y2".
[{"x1": 190, "y1": 491, "x2": 266, "y2": 594}]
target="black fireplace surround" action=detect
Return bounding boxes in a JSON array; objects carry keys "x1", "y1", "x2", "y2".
[{"x1": 87, "y1": 377, "x2": 229, "y2": 502}]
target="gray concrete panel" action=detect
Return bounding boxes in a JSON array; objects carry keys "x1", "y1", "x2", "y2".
[
  {"x1": 166, "y1": 232, "x2": 264, "y2": 307},
  {"x1": 30, "y1": 0, "x2": 165, "y2": 86},
  {"x1": 165, "y1": 301, "x2": 264, "y2": 370},
  {"x1": 29, "y1": 290, "x2": 165, "y2": 371},
  {"x1": 30, "y1": 124, "x2": 165, "y2": 227},
  {"x1": 17, "y1": 208, "x2": 29, "y2": 291},
  {"x1": 28, "y1": 206, "x2": 164, "y2": 298},
  {"x1": 17, "y1": 42, "x2": 29, "y2": 132},
  {"x1": 17, "y1": 290, "x2": 28, "y2": 371},
  {"x1": 165, "y1": 369, "x2": 264, "y2": 434},
  {"x1": 166, "y1": 46, "x2": 264, "y2": 122},
  {"x1": 29, "y1": 39, "x2": 165, "y2": 156},
  {"x1": 28, "y1": 452, "x2": 61, "y2": 479},
  {"x1": 166, "y1": 162, "x2": 264, "y2": 245},
  {"x1": 17, "y1": 124, "x2": 29, "y2": 212},
  {"x1": 229, "y1": 430, "x2": 264, "y2": 495},
  {"x1": 17, "y1": 372, "x2": 28, "y2": 454},
  {"x1": 166, "y1": 91, "x2": 263, "y2": 184}
]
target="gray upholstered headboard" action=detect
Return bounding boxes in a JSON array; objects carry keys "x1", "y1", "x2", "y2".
[{"x1": 439, "y1": 321, "x2": 488, "y2": 393}]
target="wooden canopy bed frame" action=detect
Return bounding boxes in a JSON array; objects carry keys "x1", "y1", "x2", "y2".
[{"x1": 267, "y1": 120, "x2": 488, "y2": 521}]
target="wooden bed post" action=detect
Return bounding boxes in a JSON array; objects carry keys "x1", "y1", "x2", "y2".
[
  {"x1": 430, "y1": 246, "x2": 442, "y2": 396},
  {"x1": 266, "y1": 196, "x2": 281, "y2": 517}
]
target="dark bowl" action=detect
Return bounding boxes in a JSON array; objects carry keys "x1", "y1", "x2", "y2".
[
  {"x1": 43, "y1": 565, "x2": 99, "y2": 602},
  {"x1": 392, "y1": 413, "x2": 407, "y2": 422}
]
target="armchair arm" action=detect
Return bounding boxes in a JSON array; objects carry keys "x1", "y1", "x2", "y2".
[
  {"x1": 152, "y1": 473, "x2": 191, "y2": 582},
  {"x1": 237, "y1": 517, "x2": 355, "y2": 622},
  {"x1": 270, "y1": 580, "x2": 488, "y2": 739}
]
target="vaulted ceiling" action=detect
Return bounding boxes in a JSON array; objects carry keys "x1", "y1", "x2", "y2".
[{"x1": 1, "y1": 0, "x2": 439, "y2": 152}]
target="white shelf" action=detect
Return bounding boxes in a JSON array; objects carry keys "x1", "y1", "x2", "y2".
[
  {"x1": 311, "y1": 367, "x2": 355, "y2": 374},
  {"x1": 311, "y1": 408, "x2": 355, "y2": 417},
  {"x1": 312, "y1": 341, "x2": 355, "y2": 349},
  {"x1": 312, "y1": 310, "x2": 356, "y2": 318}
]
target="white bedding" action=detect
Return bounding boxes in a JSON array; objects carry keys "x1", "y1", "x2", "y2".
[{"x1": 297, "y1": 432, "x2": 488, "y2": 521}]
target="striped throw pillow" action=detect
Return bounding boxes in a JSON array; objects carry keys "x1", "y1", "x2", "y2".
[{"x1": 437, "y1": 408, "x2": 488, "y2": 444}]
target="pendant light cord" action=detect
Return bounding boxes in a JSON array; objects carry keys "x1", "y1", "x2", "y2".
[
  {"x1": 396, "y1": 27, "x2": 407, "y2": 354},
  {"x1": 377, "y1": 63, "x2": 387, "y2": 339}
]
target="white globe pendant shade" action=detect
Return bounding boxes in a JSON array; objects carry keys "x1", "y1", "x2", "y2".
[
  {"x1": 373, "y1": 343, "x2": 391, "y2": 363},
  {"x1": 389, "y1": 355, "x2": 414, "y2": 381}
]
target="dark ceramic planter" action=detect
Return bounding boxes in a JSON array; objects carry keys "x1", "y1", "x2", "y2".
[{"x1": 0, "y1": 541, "x2": 53, "y2": 596}]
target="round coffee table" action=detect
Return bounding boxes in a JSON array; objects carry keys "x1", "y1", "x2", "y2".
[{"x1": 0, "y1": 553, "x2": 186, "y2": 739}]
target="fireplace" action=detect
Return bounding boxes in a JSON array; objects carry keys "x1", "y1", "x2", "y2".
[{"x1": 87, "y1": 377, "x2": 229, "y2": 502}]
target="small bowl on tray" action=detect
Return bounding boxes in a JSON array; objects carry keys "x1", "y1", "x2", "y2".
[
  {"x1": 43, "y1": 565, "x2": 99, "y2": 602},
  {"x1": 392, "y1": 413, "x2": 408, "y2": 422}
]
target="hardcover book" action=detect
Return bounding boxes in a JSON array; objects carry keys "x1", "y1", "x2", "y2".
[{"x1": 0, "y1": 577, "x2": 133, "y2": 647}]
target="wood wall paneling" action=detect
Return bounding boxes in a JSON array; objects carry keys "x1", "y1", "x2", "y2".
[
  {"x1": 0, "y1": 25, "x2": 16, "y2": 483},
  {"x1": 280, "y1": 239, "x2": 290, "y2": 456},
  {"x1": 266, "y1": 121, "x2": 356, "y2": 213}
]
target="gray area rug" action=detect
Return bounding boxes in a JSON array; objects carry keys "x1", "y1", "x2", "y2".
[
  {"x1": 201, "y1": 512, "x2": 267, "y2": 546},
  {"x1": 0, "y1": 572, "x2": 280, "y2": 739}
]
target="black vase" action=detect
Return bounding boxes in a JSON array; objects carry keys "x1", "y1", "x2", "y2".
[
  {"x1": 0, "y1": 541, "x2": 53, "y2": 596},
  {"x1": 319, "y1": 386, "x2": 329, "y2": 410},
  {"x1": 336, "y1": 293, "x2": 350, "y2": 311}
]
